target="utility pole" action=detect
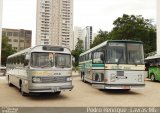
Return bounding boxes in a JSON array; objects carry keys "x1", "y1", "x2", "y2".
[
  {"x1": 0, "y1": 0, "x2": 3, "y2": 65},
  {"x1": 157, "y1": 0, "x2": 160, "y2": 54}
]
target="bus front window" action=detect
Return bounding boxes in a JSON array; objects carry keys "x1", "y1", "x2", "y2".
[
  {"x1": 127, "y1": 43, "x2": 144, "y2": 65},
  {"x1": 107, "y1": 43, "x2": 126, "y2": 64},
  {"x1": 31, "y1": 52, "x2": 54, "y2": 68},
  {"x1": 55, "y1": 54, "x2": 71, "y2": 68}
]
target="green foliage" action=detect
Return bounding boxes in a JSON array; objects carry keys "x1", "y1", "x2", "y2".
[
  {"x1": 90, "y1": 30, "x2": 111, "y2": 48},
  {"x1": 1, "y1": 35, "x2": 16, "y2": 65},
  {"x1": 71, "y1": 38, "x2": 84, "y2": 67},
  {"x1": 91, "y1": 14, "x2": 156, "y2": 56},
  {"x1": 110, "y1": 14, "x2": 156, "y2": 55}
]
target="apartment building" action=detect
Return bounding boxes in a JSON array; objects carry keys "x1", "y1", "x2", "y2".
[
  {"x1": 2, "y1": 28, "x2": 32, "y2": 52},
  {"x1": 0, "y1": 0, "x2": 3, "y2": 64},
  {"x1": 36, "y1": 0, "x2": 73, "y2": 50},
  {"x1": 73, "y1": 26, "x2": 83, "y2": 50},
  {"x1": 84, "y1": 26, "x2": 93, "y2": 51},
  {"x1": 73, "y1": 26, "x2": 93, "y2": 51}
]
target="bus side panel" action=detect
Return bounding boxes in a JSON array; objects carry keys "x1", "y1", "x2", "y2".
[{"x1": 84, "y1": 61, "x2": 92, "y2": 82}]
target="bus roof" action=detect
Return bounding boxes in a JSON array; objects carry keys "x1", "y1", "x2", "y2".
[
  {"x1": 145, "y1": 54, "x2": 160, "y2": 60},
  {"x1": 8, "y1": 45, "x2": 71, "y2": 59},
  {"x1": 8, "y1": 48, "x2": 31, "y2": 58},
  {"x1": 80, "y1": 40, "x2": 143, "y2": 56}
]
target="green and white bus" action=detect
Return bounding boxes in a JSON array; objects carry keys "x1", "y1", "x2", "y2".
[
  {"x1": 79, "y1": 40, "x2": 146, "y2": 90},
  {"x1": 6, "y1": 45, "x2": 73, "y2": 96},
  {"x1": 145, "y1": 54, "x2": 160, "y2": 82}
]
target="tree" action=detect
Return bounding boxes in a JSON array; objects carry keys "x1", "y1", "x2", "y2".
[
  {"x1": 110, "y1": 14, "x2": 156, "y2": 55},
  {"x1": 91, "y1": 30, "x2": 110, "y2": 48},
  {"x1": 71, "y1": 38, "x2": 84, "y2": 67},
  {"x1": 1, "y1": 35, "x2": 16, "y2": 65}
]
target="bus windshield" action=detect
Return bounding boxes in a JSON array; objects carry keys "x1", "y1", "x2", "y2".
[
  {"x1": 127, "y1": 43, "x2": 144, "y2": 65},
  {"x1": 31, "y1": 52, "x2": 54, "y2": 68},
  {"x1": 106, "y1": 42, "x2": 144, "y2": 65},
  {"x1": 55, "y1": 54, "x2": 71, "y2": 68}
]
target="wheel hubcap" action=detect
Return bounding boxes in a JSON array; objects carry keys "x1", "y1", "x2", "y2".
[{"x1": 151, "y1": 75, "x2": 154, "y2": 81}]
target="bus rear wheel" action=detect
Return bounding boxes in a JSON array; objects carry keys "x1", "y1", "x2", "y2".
[
  {"x1": 81, "y1": 75, "x2": 86, "y2": 83},
  {"x1": 8, "y1": 76, "x2": 13, "y2": 87},
  {"x1": 150, "y1": 74, "x2": 155, "y2": 82}
]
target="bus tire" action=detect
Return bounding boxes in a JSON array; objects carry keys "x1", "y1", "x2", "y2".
[
  {"x1": 81, "y1": 72, "x2": 84, "y2": 81},
  {"x1": 81, "y1": 75, "x2": 84, "y2": 81},
  {"x1": 81, "y1": 73, "x2": 83, "y2": 81},
  {"x1": 54, "y1": 91, "x2": 61, "y2": 95},
  {"x1": 150, "y1": 74, "x2": 155, "y2": 82},
  {"x1": 8, "y1": 76, "x2": 13, "y2": 87},
  {"x1": 20, "y1": 81, "x2": 27, "y2": 96},
  {"x1": 82, "y1": 75, "x2": 86, "y2": 82}
]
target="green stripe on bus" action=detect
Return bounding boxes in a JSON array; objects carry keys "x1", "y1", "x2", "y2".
[{"x1": 92, "y1": 64, "x2": 104, "y2": 67}]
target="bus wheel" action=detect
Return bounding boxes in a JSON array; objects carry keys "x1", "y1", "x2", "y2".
[
  {"x1": 81, "y1": 75, "x2": 84, "y2": 81},
  {"x1": 54, "y1": 91, "x2": 61, "y2": 95},
  {"x1": 81, "y1": 72, "x2": 84, "y2": 81},
  {"x1": 8, "y1": 76, "x2": 13, "y2": 87},
  {"x1": 20, "y1": 84, "x2": 27, "y2": 96},
  {"x1": 81, "y1": 75, "x2": 85, "y2": 82},
  {"x1": 150, "y1": 74, "x2": 155, "y2": 82}
]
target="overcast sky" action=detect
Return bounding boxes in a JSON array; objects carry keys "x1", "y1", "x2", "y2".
[{"x1": 2, "y1": 0, "x2": 156, "y2": 46}]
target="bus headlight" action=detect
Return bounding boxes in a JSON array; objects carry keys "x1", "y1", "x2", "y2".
[
  {"x1": 138, "y1": 75, "x2": 142, "y2": 82},
  {"x1": 110, "y1": 74, "x2": 116, "y2": 82},
  {"x1": 32, "y1": 77, "x2": 41, "y2": 83},
  {"x1": 66, "y1": 77, "x2": 72, "y2": 82}
]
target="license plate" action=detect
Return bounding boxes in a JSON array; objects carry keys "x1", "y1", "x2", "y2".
[{"x1": 117, "y1": 71, "x2": 124, "y2": 76}]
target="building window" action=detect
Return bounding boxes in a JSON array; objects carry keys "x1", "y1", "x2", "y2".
[
  {"x1": 44, "y1": 42, "x2": 49, "y2": 44},
  {"x1": 2, "y1": 31, "x2": 6, "y2": 36},
  {"x1": 25, "y1": 31, "x2": 32, "y2": 38},
  {"x1": 26, "y1": 40, "x2": 31, "y2": 43},
  {"x1": 13, "y1": 39, "x2": 18, "y2": 42},
  {"x1": 13, "y1": 32, "x2": 19, "y2": 37},
  {"x1": 20, "y1": 40, "x2": 24, "y2": 42},
  {"x1": 13, "y1": 47, "x2": 18, "y2": 50},
  {"x1": 7, "y1": 32, "x2": 13, "y2": 36}
]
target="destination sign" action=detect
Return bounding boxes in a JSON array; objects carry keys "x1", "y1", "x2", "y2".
[{"x1": 43, "y1": 46, "x2": 64, "y2": 51}]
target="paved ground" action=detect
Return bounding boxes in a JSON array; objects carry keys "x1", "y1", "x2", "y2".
[{"x1": 0, "y1": 75, "x2": 160, "y2": 107}]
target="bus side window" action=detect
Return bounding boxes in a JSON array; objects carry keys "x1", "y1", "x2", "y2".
[{"x1": 92, "y1": 51, "x2": 104, "y2": 64}]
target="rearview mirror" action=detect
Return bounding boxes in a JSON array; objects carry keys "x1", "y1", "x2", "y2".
[
  {"x1": 25, "y1": 54, "x2": 30, "y2": 60},
  {"x1": 72, "y1": 57, "x2": 75, "y2": 64}
]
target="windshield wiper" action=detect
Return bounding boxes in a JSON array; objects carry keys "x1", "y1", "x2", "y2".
[{"x1": 117, "y1": 55, "x2": 123, "y2": 65}]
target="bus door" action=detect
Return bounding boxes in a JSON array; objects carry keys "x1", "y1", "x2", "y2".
[{"x1": 92, "y1": 51, "x2": 105, "y2": 85}]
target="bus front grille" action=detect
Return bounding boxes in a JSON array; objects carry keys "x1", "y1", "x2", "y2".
[{"x1": 41, "y1": 76, "x2": 67, "y2": 83}]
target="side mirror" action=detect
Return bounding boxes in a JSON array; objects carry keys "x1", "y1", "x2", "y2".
[
  {"x1": 72, "y1": 57, "x2": 75, "y2": 64},
  {"x1": 25, "y1": 54, "x2": 30, "y2": 60}
]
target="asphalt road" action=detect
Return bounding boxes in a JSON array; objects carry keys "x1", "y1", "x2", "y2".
[{"x1": 0, "y1": 75, "x2": 160, "y2": 107}]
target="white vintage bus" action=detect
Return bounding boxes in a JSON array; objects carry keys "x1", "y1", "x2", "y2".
[
  {"x1": 6, "y1": 45, "x2": 73, "y2": 96},
  {"x1": 79, "y1": 40, "x2": 146, "y2": 90}
]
